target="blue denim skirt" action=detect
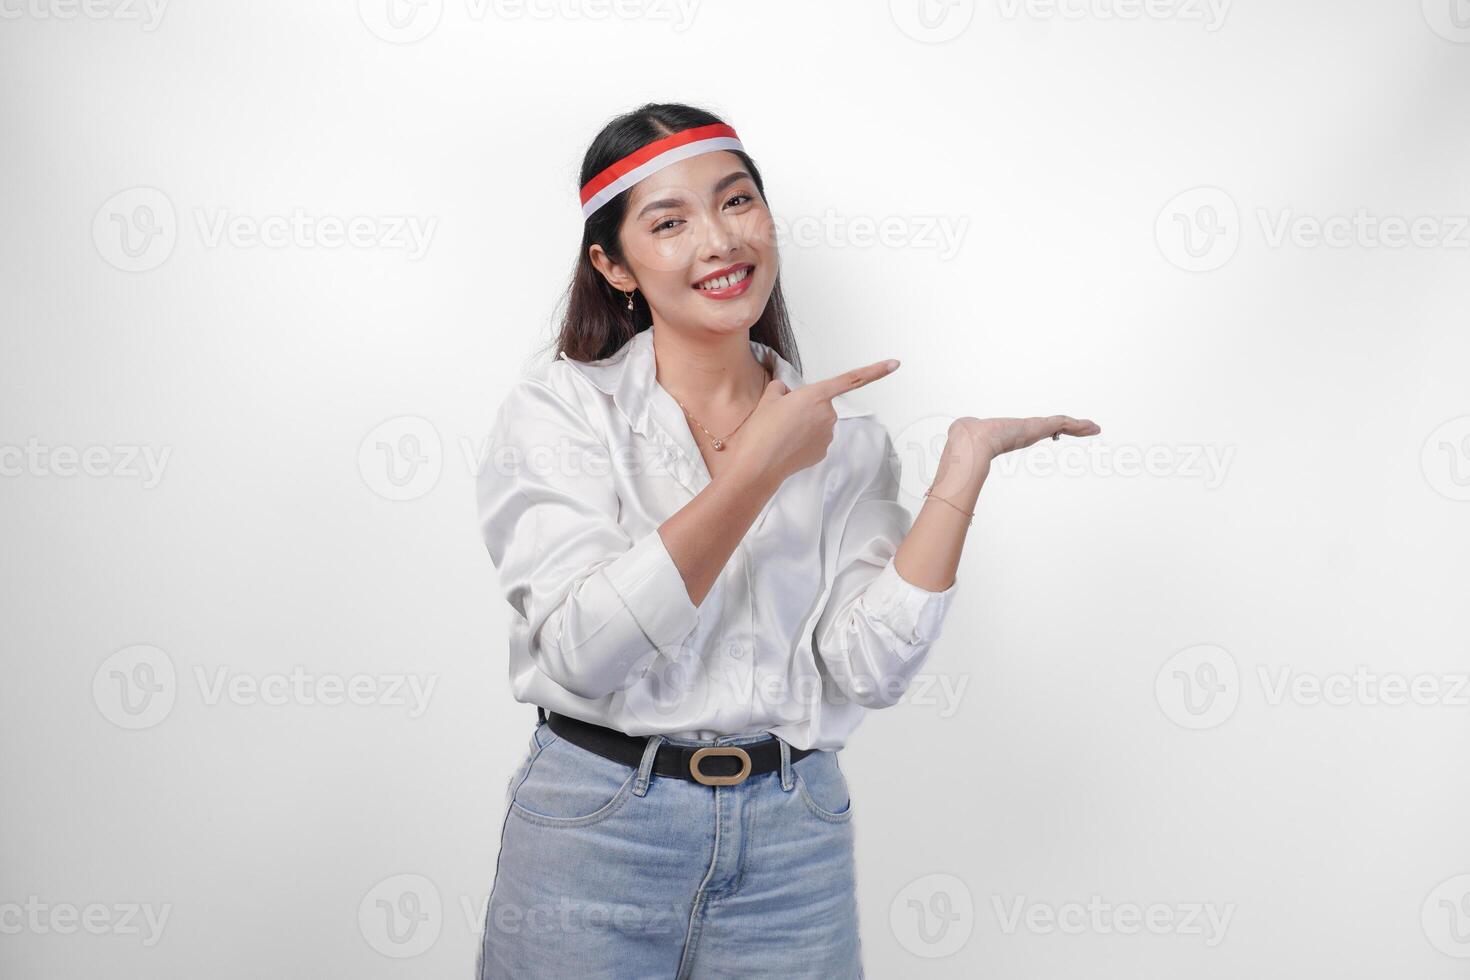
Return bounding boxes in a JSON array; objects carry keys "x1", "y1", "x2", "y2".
[{"x1": 477, "y1": 718, "x2": 864, "y2": 978}]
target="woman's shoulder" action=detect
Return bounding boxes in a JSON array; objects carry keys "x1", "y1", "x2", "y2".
[{"x1": 494, "y1": 355, "x2": 609, "y2": 427}]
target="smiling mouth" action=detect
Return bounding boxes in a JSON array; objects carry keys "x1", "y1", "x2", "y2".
[{"x1": 692, "y1": 264, "x2": 754, "y2": 291}]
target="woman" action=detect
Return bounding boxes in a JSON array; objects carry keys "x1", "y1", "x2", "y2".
[{"x1": 475, "y1": 103, "x2": 1099, "y2": 978}]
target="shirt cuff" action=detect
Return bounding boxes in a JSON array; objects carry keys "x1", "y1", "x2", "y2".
[
  {"x1": 859, "y1": 558, "x2": 957, "y2": 653},
  {"x1": 598, "y1": 528, "x2": 701, "y2": 650}
]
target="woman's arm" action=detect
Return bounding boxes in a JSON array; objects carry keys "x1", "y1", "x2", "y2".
[
  {"x1": 478, "y1": 374, "x2": 789, "y2": 701},
  {"x1": 894, "y1": 415, "x2": 1102, "y2": 592},
  {"x1": 812, "y1": 415, "x2": 1099, "y2": 709}
]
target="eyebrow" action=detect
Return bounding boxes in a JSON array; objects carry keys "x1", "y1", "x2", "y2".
[{"x1": 635, "y1": 171, "x2": 753, "y2": 220}]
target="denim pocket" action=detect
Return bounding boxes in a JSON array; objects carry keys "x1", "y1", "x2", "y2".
[
  {"x1": 793, "y1": 751, "x2": 853, "y2": 823},
  {"x1": 508, "y1": 725, "x2": 638, "y2": 828}
]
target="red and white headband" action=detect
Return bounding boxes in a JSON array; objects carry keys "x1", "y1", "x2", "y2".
[{"x1": 579, "y1": 122, "x2": 745, "y2": 221}]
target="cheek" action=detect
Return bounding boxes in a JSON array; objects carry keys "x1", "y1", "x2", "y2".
[
  {"x1": 627, "y1": 236, "x2": 693, "y2": 279},
  {"x1": 746, "y1": 210, "x2": 778, "y2": 257}
]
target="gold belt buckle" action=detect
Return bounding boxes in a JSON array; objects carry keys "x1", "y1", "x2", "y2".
[{"x1": 689, "y1": 746, "x2": 752, "y2": 786}]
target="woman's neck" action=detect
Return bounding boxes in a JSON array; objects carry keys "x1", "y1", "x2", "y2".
[{"x1": 649, "y1": 322, "x2": 769, "y2": 413}]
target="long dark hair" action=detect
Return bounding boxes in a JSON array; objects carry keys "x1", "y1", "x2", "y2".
[{"x1": 546, "y1": 102, "x2": 801, "y2": 373}]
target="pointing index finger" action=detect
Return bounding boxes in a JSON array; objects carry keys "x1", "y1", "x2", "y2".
[{"x1": 805, "y1": 359, "x2": 901, "y2": 402}]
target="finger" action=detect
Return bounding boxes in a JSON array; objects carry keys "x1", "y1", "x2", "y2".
[
  {"x1": 804, "y1": 359, "x2": 901, "y2": 402},
  {"x1": 1042, "y1": 416, "x2": 1102, "y2": 441}
]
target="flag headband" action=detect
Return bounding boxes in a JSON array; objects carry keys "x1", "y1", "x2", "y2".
[{"x1": 580, "y1": 122, "x2": 745, "y2": 221}]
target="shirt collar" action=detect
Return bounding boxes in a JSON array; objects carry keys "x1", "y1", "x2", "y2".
[{"x1": 556, "y1": 325, "x2": 872, "y2": 497}]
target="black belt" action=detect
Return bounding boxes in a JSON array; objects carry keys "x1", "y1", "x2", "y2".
[{"x1": 540, "y1": 707, "x2": 816, "y2": 787}]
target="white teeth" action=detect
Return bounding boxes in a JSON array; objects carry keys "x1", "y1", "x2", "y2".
[{"x1": 697, "y1": 266, "x2": 750, "y2": 290}]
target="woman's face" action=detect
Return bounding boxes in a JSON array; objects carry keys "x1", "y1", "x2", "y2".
[{"x1": 593, "y1": 150, "x2": 777, "y2": 338}]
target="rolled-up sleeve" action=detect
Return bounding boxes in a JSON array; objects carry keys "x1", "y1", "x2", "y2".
[
  {"x1": 812, "y1": 429, "x2": 958, "y2": 709},
  {"x1": 476, "y1": 376, "x2": 700, "y2": 700}
]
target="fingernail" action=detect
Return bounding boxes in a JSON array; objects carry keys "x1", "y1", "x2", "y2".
[{"x1": 886, "y1": 359, "x2": 900, "y2": 371}]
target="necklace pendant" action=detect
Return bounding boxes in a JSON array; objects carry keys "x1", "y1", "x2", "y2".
[{"x1": 711, "y1": 439, "x2": 725, "y2": 451}]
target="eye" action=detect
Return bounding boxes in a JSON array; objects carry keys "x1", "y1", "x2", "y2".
[
  {"x1": 725, "y1": 193, "x2": 753, "y2": 209},
  {"x1": 653, "y1": 217, "x2": 683, "y2": 233}
]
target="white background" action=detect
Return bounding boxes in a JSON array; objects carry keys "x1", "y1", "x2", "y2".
[{"x1": 3, "y1": 1, "x2": 1469, "y2": 977}]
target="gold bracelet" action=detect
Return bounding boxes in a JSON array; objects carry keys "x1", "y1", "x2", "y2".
[{"x1": 923, "y1": 486, "x2": 974, "y2": 525}]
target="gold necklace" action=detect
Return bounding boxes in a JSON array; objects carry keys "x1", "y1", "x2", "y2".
[{"x1": 672, "y1": 363, "x2": 771, "y2": 451}]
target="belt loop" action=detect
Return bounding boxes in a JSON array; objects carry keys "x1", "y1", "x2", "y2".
[
  {"x1": 778, "y1": 738, "x2": 794, "y2": 791},
  {"x1": 633, "y1": 734, "x2": 665, "y2": 797}
]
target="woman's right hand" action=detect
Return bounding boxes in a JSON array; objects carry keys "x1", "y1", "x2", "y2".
[{"x1": 729, "y1": 359, "x2": 902, "y2": 489}]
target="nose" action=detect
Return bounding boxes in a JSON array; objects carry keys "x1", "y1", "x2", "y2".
[{"x1": 698, "y1": 209, "x2": 743, "y2": 259}]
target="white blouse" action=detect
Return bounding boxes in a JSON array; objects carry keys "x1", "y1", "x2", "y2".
[{"x1": 476, "y1": 326, "x2": 959, "y2": 751}]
